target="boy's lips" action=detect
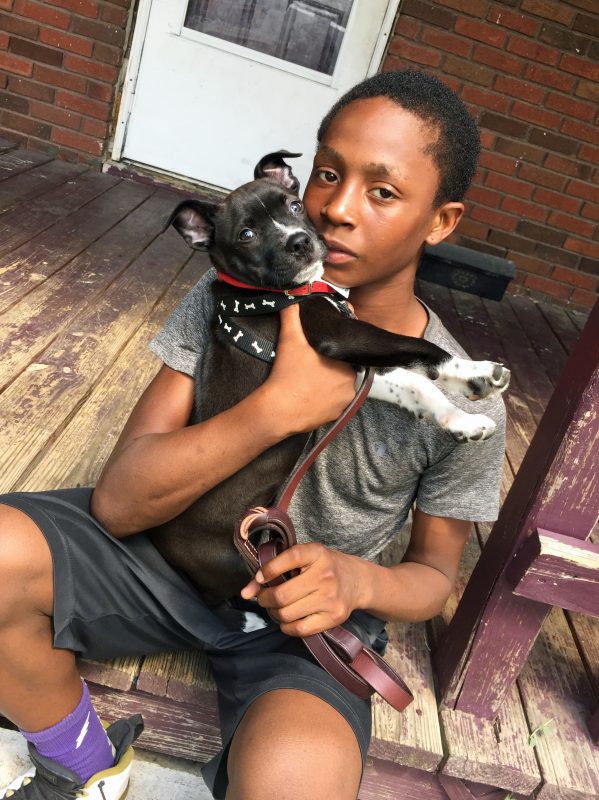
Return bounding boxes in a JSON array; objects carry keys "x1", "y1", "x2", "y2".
[{"x1": 322, "y1": 238, "x2": 357, "y2": 264}]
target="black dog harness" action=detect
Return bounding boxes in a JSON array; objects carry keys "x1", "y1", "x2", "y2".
[{"x1": 215, "y1": 271, "x2": 352, "y2": 363}]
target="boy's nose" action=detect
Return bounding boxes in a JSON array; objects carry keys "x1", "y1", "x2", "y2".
[{"x1": 321, "y1": 185, "x2": 358, "y2": 227}]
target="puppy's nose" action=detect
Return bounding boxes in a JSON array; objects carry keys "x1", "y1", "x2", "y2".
[{"x1": 286, "y1": 232, "x2": 311, "y2": 254}]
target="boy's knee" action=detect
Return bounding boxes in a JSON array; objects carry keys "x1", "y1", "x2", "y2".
[
  {"x1": 0, "y1": 503, "x2": 53, "y2": 618},
  {"x1": 226, "y1": 689, "x2": 362, "y2": 800}
]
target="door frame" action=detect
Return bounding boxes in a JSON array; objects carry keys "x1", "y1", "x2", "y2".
[{"x1": 111, "y1": 0, "x2": 403, "y2": 165}]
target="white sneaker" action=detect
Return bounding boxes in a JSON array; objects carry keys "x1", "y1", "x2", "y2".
[{"x1": 0, "y1": 715, "x2": 143, "y2": 800}]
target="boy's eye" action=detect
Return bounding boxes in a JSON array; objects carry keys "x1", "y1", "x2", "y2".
[
  {"x1": 316, "y1": 169, "x2": 338, "y2": 184},
  {"x1": 371, "y1": 187, "x2": 397, "y2": 200}
]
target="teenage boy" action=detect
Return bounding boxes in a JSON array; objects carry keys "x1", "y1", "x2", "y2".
[{"x1": 0, "y1": 69, "x2": 505, "y2": 800}]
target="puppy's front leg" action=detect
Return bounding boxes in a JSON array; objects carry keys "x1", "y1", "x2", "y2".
[
  {"x1": 300, "y1": 299, "x2": 510, "y2": 400},
  {"x1": 366, "y1": 368, "x2": 497, "y2": 442}
]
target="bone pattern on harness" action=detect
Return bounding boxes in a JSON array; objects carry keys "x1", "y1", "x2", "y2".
[{"x1": 214, "y1": 282, "x2": 351, "y2": 364}]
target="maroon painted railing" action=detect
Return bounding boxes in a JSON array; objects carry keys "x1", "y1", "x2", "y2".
[{"x1": 433, "y1": 301, "x2": 599, "y2": 731}]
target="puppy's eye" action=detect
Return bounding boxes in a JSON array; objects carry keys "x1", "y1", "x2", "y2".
[
  {"x1": 239, "y1": 228, "x2": 255, "y2": 241},
  {"x1": 289, "y1": 200, "x2": 303, "y2": 214}
]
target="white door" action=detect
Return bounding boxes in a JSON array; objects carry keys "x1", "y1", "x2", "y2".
[{"x1": 118, "y1": 0, "x2": 398, "y2": 191}]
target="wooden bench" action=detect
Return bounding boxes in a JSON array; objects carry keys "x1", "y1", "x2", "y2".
[{"x1": 1, "y1": 144, "x2": 597, "y2": 799}]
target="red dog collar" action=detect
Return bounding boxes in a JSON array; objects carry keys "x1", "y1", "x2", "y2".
[{"x1": 216, "y1": 271, "x2": 338, "y2": 296}]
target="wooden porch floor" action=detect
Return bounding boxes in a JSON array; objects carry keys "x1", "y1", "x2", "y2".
[{"x1": 0, "y1": 140, "x2": 597, "y2": 800}]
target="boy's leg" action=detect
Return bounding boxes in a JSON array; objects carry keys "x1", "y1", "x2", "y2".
[
  {"x1": 0, "y1": 504, "x2": 82, "y2": 730},
  {"x1": 0, "y1": 503, "x2": 122, "y2": 790},
  {"x1": 225, "y1": 689, "x2": 362, "y2": 800}
]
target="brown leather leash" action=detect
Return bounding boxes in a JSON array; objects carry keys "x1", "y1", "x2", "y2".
[{"x1": 234, "y1": 368, "x2": 414, "y2": 712}]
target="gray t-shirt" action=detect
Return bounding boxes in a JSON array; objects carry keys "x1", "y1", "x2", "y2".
[{"x1": 150, "y1": 268, "x2": 505, "y2": 562}]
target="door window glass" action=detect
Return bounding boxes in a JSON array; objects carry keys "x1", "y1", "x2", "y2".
[{"x1": 184, "y1": 1, "x2": 354, "y2": 75}]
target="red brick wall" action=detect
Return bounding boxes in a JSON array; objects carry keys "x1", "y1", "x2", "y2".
[
  {"x1": 0, "y1": 0, "x2": 133, "y2": 165},
  {"x1": 384, "y1": 0, "x2": 599, "y2": 308}
]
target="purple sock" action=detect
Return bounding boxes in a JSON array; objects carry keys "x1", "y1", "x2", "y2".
[{"x1": 20, "y1": 681, "x2": 114, "y2": 783}]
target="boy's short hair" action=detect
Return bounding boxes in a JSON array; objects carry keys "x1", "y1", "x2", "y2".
[{"x1": 317, "y1": 69, "x2": 480, "y2": 207}]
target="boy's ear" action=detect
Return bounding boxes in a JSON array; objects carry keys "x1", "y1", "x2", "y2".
[{"x1": 425, "y1": 202, "x2": 464, "y2": 246}]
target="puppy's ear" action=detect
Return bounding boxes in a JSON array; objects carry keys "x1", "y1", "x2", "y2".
[
  {"x1": 254, "y1": 151, "x2": 302, "y2": 192},
  {"x1": 164, "y1": 200, "x2": 220, "y2": 250}
]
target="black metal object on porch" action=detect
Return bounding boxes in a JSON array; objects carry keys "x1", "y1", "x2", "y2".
[{"x1": 418, "y1": 241, "x2": 516, "y2": 301}]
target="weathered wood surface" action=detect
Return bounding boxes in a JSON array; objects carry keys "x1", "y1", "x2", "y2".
[
  {"x1": 519, "y1": 607, "x2": 599, "y2": 800},
  {"x1": 370, "y1": 527, "x2": 444, "y2": 772},
  {"x1": 431, "y1": 535, "x2": 540, "y2": 794},
  {"x1": 88, "y1": 684, "x2": 222, "y2": 763},
  {"x1": 13, "y1": 255, "x2": 204, "y2": 492},
  {"x1": 0, "y1": 168, "x2": 121, "y2": 258},
  {"x1": 508, "y1": 529, "x2": 599, "y2": 616},
  {"x1": 589, "y1": 709, "x2": 599, "y2": 745},
  {"x1": 359, "y1": 758, "x2": 450, "y2": 800},
  {"x1": 79, "y1": 657, "x2": 142, "y2": 692},
  {"x1": 0, "y1": 159, "x2": 88, "y2": 213},
  {"x1": 0, "y1": 148, "x2": 51, "y2": 181},
  {"x1": 438, "y1": 774, "x2": 528, "y2": 800},
  {"x1": 137, "y1": 651, "x2": 217, "y2": 708}
]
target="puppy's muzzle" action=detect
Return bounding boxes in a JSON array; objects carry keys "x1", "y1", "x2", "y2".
[{"x1": 286, "y1": 232, "x2": 313, "y2": 256}]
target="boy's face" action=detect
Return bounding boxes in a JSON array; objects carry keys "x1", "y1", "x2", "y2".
[{"x1": 303, "y1": 97, "x2": 459, "y2": 292}]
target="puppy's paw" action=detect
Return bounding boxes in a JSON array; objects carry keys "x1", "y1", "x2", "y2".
[
  {"x1": 466, "y1": 362, "x2": 511, "y2": 399},
  {"x1": 437, "y1": 358, "x2": 510, "y2": 400},
  {"x1": 444, "y1": 411, "x2": 497, "y2": 443}
]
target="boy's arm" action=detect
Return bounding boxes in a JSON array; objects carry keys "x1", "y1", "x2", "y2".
[
  {"x1": 244, "y1": 508, "x2": 471, "y2": 635},
  {"x1": 91, "y1": 305, "x2": 357, "y2": 536}
]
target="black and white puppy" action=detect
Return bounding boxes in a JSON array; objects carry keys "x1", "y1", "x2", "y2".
[{"x1": 149, "y1": 152, "x2": 509, "y2": 605}]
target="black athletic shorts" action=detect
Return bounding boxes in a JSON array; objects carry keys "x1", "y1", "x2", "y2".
[{"x1": 0, "y1": 488, "x2": 388, "y2": 799}]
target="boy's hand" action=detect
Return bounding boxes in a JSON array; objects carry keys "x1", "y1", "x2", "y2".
[
  {"x1": 260, "y1": 304, "x2": 357, "y2": 437},
  {"x1": 240, "y1": 543, "x2": 365, "y2": 637}
]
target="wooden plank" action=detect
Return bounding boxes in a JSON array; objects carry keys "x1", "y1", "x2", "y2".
[
  {"x1": 359, "y1": 758, "x2": 450, "y2": 800},
  {"x1": 78, "y1": 657, "x2": 142, "y2": 692},
  {"x1": 464, "y1": 778, "x2": 528, "y2": 799},
  {"x1": 537, "y1": 303, "x2": 583, "y2": 356},
  {"x1": 518, "y1": 608, "x2": 599, "y2": 800},
  {"x1": 137, "y1": 650, "x2": 217, "y2": 708},
  {"x1": 440, "y1": 691, "x2": 541, "y2": 795},
  {"x1": 506, "y1": 295, "x2": 568, "y2": 386},
  {"x1": 0, "y1": 138, "x2": 17, "y2": 153},
  {"x1": 0, "y1": 186, "x2": 170, "y2": 391},
  {"x1": 88, "y1": 683, "x2": 222, "y2": 763},
  {"x1": 0, "y1": 174, "x2": 140, "y2": 297},
  {"x1": 434, "y1": 301, "x2": 599, "y2": 714},
  {"x1": 589, "y1": 709, "x2": 599, "y2": 744},
  {"x1": 482, "y1": 296, "x2": 554, "y2": 425},
  {"x1": 14, "y1": 255, "x2": 205, "y2": 491},
  {"x1": 448, "y1": 289, "x2": 505, "y2": 364},
  {"x1": 0, "y1": 159, "x2": 88, "y2": 213},
  {"x1": 568, "y1": 611, "x2": 599, "y2": 708},
  {"x1": 566, "y1": 307, "x2": 590, "y2": 333},
  {"x1": 0, "y1": 148, "x2": 52, "y2": 181},
  {"x1": 417, "y1": 281, "x2": 466, "y2": 345},
  {"x1": 0, "y1": 208, "x2": 194, "y2": 493},
  {"x1": 430, "y1": 535, "x2": 540, "y2": 794},
  {"x1": 439, "y1": 773, "x2": 479, "y2": 800},
  {"x1": 371, "y1": 528, "x2": 444, "y2": 771},
  {"x1": 508, "y1": 529, "x2": 599, "y2": 616}
]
